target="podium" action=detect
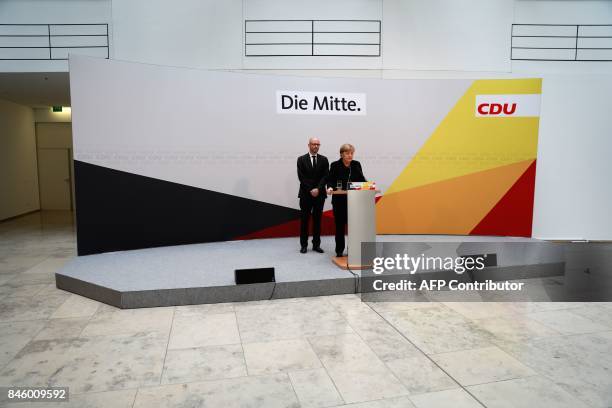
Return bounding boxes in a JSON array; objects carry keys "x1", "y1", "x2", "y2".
[{"x1": 330, "y1": 189, "x2": 379, "y2": 270}]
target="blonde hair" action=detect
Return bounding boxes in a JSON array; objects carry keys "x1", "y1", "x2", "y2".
[{"x1": 339, "y1": 143, "x2": 355, "y2": 155}]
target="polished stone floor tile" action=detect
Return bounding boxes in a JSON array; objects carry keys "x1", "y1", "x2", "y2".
[
  {"x1": 36, "y1": 284, "x2": 71, "y2": 299},
  {"x1": 366, "y1": 300, "x2": 435, "y2": 314},
  {"x1": 288, "y1": 368, "x2": 344, "y2": 408},
  {"x1": 544, "y1": 333, "x2": 612, "y2": 407},
  {"x1": 467, "y1": 376, "x2": 590, "y2": 408},
  {"x1": 423, "y1": 290, "x2": 490, "y2": 304},
  {"x1": 161, "y1": 344, "x2": 246, "y2": 384},
  {"x1": 496, "y1": 332, "x2": 612, "y2": 407},
  {"x1": 471, "y1": 314, "x2": 560, "y2": 344},
  {"x1": 80, "y1": 306, "x2": 174, "y2": 337},
  {"x1": 23, "y1": 257, "x2": 71, "y2": 275},
  {"x1": 0, "y1": 320, "x2": 45, "y2": 368},
  {"x1": 542, "y1": 331, "x2": 612, "y2": 407},
  {"x1": 0, "y1": 292, "x2": 69, "y2": 322},
  {"x1": 168, "y1": 311, "x2": 240, "y2": 349},
  {"x1": 409, "y1": 389, "x2": 483, "y2": 408},
  {"x1": 6, "y1": 257, "x2": 70, "y2": 287},
  {"x1": 236, "y1": 299, "x2": 354, "y2": 343},
  {"x1": 0, "y1": 273, "x2": 18, "y2": 286},
  {"x1": 308, "y1": 333, "x2": 408, "y2": 404},
  {"x1": 51, "y1": 294, "x2": 100, "y2": 319},
  {"x1": 385, "y1": 355, "x2": 458, "y2": 395},
  {"x1": 33, "y1": 317, "x2": 91, "y2": 341},
  {"x1": 0, "y1": 331, "x2": 167, "y2": 394},
  {"x1": 512, "y1": 301, "x2": 584, "y2": 314},
  {"x1": 441, "y1": 302, "x2": 520, "y2": 320},
  {"x1": 133, "y1": 373, "x2": 300, "y2": 408},
  {"x1": 243, "y1": 338, "x2": 321, "y2": 375},
  {"x1": 567, "y1": 303, "x2": 612, "y2": 329},
  {"x1": 340, "y1": 308, "x2": 422, "y2": 362},
  {"x1": 7, "y1": 271, "x2": 56, "y2": 286},
  {"x1": 174, "y1": 301, "x2": 235, "y2": 316},
  {"x1": 330, "y1": 395, "x2": 417, "y2": 407},
  {"x1": 526, "y1": 309, "x2": 610, "y2": 334},
  {"x1": 0, "y1": 255, "x2": 48, "y2": 275},
  {"x1": 327, "y1": 296, "x2": 379, "y2": 324},
  {"x1": 379, "y1": 305, "x2": 493, "y2": 354},
  {"x1": 0, "y1": 282, "x2": 48, "y2": 299},
  {"x1": 233, "y1": 296, "x2": 321, "y2": 312},
  {"x1": 325, "y1": 293, "x2": 368, "y2": 313},
  {"x1": 430, "y1": 346, "x2": 536, "y2": 386}
]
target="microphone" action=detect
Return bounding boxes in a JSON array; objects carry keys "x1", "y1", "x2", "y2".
[{"x1": 348, "y1": 165, "x2": 352, "y2": 190}]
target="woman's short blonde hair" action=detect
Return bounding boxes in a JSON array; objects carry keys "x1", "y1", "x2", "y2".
[{"x1": 339, "y1": 143, "x2": 355, "y2": 155}]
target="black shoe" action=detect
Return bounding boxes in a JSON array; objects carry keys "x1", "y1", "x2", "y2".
[
  {"x1": 312, "y1": 247, "x2": 324, "y2": 253},
  {"x1": 300, "y1": 247, "x2": 307, "y2": 254}
]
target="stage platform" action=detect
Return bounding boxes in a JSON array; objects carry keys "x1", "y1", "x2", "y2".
[{"x1": 55, "y1": 235, "x2": 565, "y2": 308}]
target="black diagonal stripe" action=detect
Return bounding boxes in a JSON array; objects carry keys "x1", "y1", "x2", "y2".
[{"x1": 74, "y1": 161, "x2": 300, "y2": 255}]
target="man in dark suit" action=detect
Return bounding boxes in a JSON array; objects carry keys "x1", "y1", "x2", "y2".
[{"x1": 297, "y1": 137, "x2": 329, "y2": 254}]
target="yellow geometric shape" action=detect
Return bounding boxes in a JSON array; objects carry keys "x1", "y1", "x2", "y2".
[
  {"x1": 376, "y1": 159, "x2": 534, "y2": 235},
  {"x1": 386, "y1": 79, "x2": 541, "y2": 195}
]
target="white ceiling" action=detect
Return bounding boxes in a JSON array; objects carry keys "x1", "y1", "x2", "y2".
[{"x1": 0, "y1": 73, "x2": 70, "y2": 108}]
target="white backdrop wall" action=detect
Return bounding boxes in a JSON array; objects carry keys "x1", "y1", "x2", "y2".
[
  {"x1": 70, "y1": 56, "x2": 545, "y2": 256},
  {"x1": 71, "y1": 55, "x2": 612, "y2": 241},
  {"x1": 512, "y1": 1, "x2": 612, "y2": 241},
  {"x1": 532, "y1": 75, "x2": 612, "y2": 240},
  {"x1": 533, "y1": 74, "x2": 612, "y2": 240},
  {"x1": 69, "y1": 55, "x2": 472, "y2": 210}
]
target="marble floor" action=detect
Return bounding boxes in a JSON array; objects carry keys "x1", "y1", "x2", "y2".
[{"x1": 0, "y1": 211, "x2": 611, "y2": 408}]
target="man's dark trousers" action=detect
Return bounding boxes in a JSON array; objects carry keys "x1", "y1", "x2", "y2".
[{"x1": 300, "y1": 195, "x2": 324, "y2": 248}]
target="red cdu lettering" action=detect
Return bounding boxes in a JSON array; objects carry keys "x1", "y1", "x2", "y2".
[
  {"x1": 503, "y1": 103, "x2": 517, "y2": 115},
  {"x1": 478, "y1": 102, "x2": 518, "y2": 116},
  {"x1": 489, "y1": 103, "x2": 503, "y2": 114},
  {"x1": 477, "y1": 103, "x2": 489, "y2": 115}
]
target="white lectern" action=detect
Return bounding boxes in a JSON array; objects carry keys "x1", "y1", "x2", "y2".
[{"x1": 331, "y1": 189, "x2": 378, "y2": 270}]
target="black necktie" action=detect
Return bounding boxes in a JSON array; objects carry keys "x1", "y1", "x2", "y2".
[{"x1": 312, "y1": 156, "x2": 317, "y2": 168}]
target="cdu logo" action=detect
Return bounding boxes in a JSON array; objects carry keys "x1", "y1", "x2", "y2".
[{"x1": 475, "y1": 94, "x2": 541, "y2": 117}]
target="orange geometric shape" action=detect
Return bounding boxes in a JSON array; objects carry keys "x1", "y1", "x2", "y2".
[
  {"x1": 376, "y1": 159, "x2": 534, "y2": 235},
  {"x1": 470, "y1": 160, "x2": 537, "y2": 237}
]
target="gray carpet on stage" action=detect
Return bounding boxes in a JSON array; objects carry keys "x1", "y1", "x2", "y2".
[{"x1": 55, "y1": 235, "x2": 564, "y2": 308}]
